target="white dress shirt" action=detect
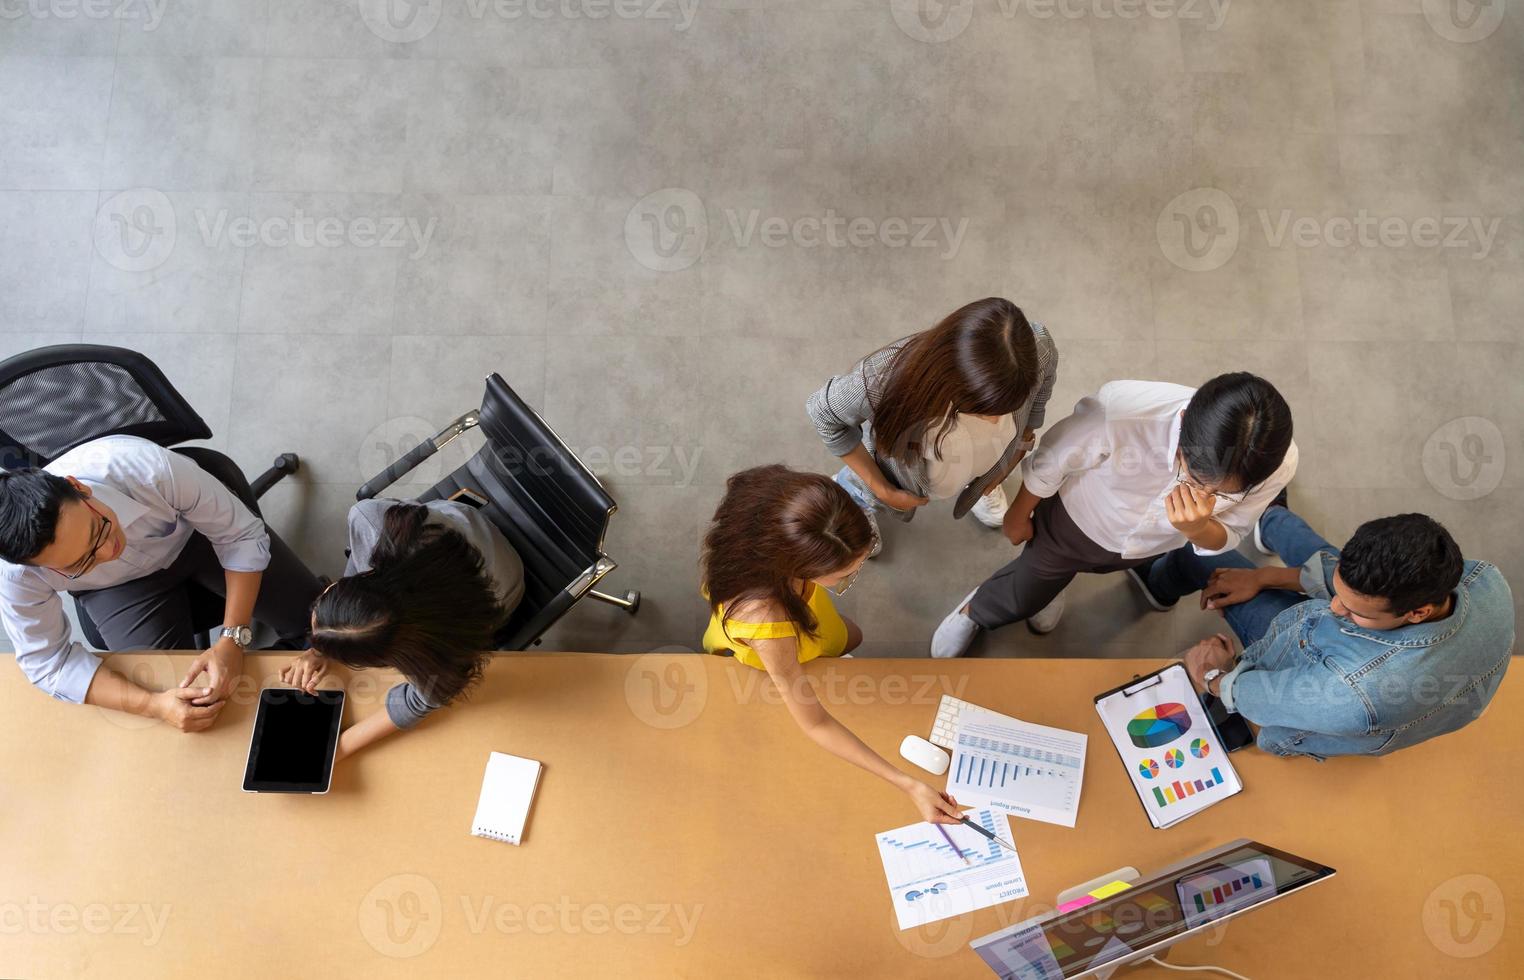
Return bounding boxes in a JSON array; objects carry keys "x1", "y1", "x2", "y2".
[
  {"x1": 1, "y1": 435, "x2": 271, "y2": 703},
  {"x1": 1020, "y1": 381, "x2": 1298, "y2": 560}
]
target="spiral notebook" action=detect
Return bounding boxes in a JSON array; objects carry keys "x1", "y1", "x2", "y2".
[{"x1": 470, "y1": 752, "x2": 543, "y2": 845}]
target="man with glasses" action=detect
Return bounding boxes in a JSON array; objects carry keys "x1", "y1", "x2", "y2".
[
  {"x1": 0, "y1": 435, "x2": 322, "y2": 730},
  {"x1": 932, "y1": 374, "x2": 1295, "y2": 657}
]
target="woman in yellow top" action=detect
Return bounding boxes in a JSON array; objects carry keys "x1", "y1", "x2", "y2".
[{"x1": 701, "y1": 464, "x2": 962, "y2": 825}]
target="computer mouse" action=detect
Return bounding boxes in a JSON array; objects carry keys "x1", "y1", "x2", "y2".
[{"x1": 899, "y1": 734, "x2": 951, "y2": 775}]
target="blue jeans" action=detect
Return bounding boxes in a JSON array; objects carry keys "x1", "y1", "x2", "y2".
[
  {"x1": 1145, "y1": 506, "x2": 1337, "y2": 646},
  {"x1": 833, "y1": 466, "x2": 879, "y2": 511}
]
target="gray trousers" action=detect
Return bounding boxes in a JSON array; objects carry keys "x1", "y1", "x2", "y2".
[
  {"x1": 967, "y1": 494, "x2": 1151, "y2": 630},
  {"x1": 72, "y1": 530, "x2": 322, "y2": 650}
]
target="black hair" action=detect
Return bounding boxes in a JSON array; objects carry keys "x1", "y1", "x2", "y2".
[
  {"x1": 1338, "y1": 514, "x2": 1464, "y2": 615},
  {"x1": 1178, "y1": 373, "x2": 1293, "y2": 492},
  {"x1": 0, "y1": 468, "x2": 86, "y2": 564},
  {"x1": 310, "y1": 503, "x2": 504, "y2": 707}
]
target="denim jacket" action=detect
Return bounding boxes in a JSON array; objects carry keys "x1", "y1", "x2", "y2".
[{"x1": 1220, "y1": 553, "x2": 1514, "y2": 759}]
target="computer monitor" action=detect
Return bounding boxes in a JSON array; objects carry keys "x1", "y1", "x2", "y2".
[{"x1": 970, "y1": 839, "x2": 1335, "y2": 979}]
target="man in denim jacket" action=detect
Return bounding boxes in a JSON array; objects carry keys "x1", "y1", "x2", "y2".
[{"x1": 1131, "y1": 504, "x2": 1514, "y2": 759}]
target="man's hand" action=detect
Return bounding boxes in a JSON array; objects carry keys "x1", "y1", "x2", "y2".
[
  {"x1": 876, "y1": 485, "x2": 929, "y2": 512},
  {"x1": 1165, "y1": 484, "x2": 1217, "y2": 536},
  {"x1": 1202, "y1": 567, "x2": 1265, "y2": 611},
  {"x1": 180, "y1": 636, "x2": 245, "y2": 706},
  {"x1": 1184, "y1": 634, "x2": 1237, "y2": 693},
  {"x1": 279, "y1": 649, "x2": 330, "y2": 694},
  {"x1": 1002, "y1": 506, "x2": 1035, "y2": 547},
  {"x1": 152, "y1": 688, "x2": 225, "y2": 732}
]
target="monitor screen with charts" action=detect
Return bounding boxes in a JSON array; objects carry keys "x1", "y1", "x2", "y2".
[{"x1": 970, "y1": 840, "x2": 1335, "y2": 979}]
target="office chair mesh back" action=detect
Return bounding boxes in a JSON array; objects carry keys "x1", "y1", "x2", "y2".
[{"x1": 0, "y1": 345, "x2": 211, "y2": 466}]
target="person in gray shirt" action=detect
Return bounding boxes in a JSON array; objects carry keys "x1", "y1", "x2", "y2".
[
  {"x1": 805, "y1": 297, "x2": 1058, "y2": 556},
  {"x1": 280, "y1": 499, "x2": 524, "y2": 761}
]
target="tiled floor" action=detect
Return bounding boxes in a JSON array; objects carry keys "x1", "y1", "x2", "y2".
[{"x1": 2, "y1": 0, "x2": 1520, "y2": 659}]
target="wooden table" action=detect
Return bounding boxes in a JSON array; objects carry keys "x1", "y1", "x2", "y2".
[{"x1": 2, "y1": 653, "x2": 1519, "y2": 978}]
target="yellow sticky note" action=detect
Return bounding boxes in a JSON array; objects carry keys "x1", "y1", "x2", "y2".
[{"x1": 1090, "y1": 881, "x2": 1133, "y2": 900}]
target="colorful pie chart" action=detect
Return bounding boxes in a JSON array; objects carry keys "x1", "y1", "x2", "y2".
[
  {"x1": 1138, "y1": 759, "x2": 1159, "y2": 780},
  {"x1": 1164, "y1": 748, "x2": 1186, "y2": 768},
  {"x1": 1190, "y1": 738, "x2": 1211, "y2": 759},
  {"x1": 1126, "y1": 702, "x2": 1193, "y2": 748}
]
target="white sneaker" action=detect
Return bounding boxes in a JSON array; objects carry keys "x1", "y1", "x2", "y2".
[
  {"x1": 970, "y1": 485, "x2": 1009, "y2": 529},
  {"x1": 931, "y1": 588, "x2": 982, "y2": 658},
  {"x1": 1251, "y1": 513, "x2": 1273, "y2": 557},
  {"x1": 1026, "y1": 590, "x2": 1066, "y2": 635}
]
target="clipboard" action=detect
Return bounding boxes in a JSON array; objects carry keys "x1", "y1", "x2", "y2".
[{"x1": 1094, "y1": 663, "x2": 1243, "y2": 829}]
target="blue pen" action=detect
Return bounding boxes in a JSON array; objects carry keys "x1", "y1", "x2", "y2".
[{"x1": 936, "y1": 823, "x2": 972, "y2": 865}]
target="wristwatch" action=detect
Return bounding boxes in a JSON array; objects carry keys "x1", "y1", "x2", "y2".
[
  {"x1": 219, "y1": 625, "x2": 253, "y2": 649},
  {"x1": 1203, "y1": 667, "x2": 1226, "y2": 693}
]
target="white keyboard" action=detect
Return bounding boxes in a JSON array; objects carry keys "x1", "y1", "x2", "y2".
[{"x1": 929, "y1": 694, "x2": 974, "y2": 750}]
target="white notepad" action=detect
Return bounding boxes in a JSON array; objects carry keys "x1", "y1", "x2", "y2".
[{"x1": 470, "y1": 752, "x2": 543, "y2": 845}]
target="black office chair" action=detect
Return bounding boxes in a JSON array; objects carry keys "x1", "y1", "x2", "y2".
[
  {"x1": 354, "y1": 372, "x2": 638, "y2": 650},
  {"x1": 0, "y1": 345, "x2": 302, "y2": 650}
]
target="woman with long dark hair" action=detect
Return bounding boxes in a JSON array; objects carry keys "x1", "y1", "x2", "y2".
[
  {"x1": 279, "y1": 499, "x2": 524, "y2": 761},
  {"x1": 701, "y1": 465, "x2": 962, "y2": 824},
  {"x1": 805, "y1": 297, "x2": 1059, "y2": 554}
]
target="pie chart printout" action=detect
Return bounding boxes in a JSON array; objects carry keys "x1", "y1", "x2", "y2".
[{"x1": 1126, "y1": 702, "x2": 1192, "y2": 749}]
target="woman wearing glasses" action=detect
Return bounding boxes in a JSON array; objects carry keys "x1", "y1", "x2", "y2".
[
  {"x1": 932, "y1": 374, "x2": 1296, "y2": 657},
  {"x1": 701, "y1": 464, "x2": 962, "y2": 824}
]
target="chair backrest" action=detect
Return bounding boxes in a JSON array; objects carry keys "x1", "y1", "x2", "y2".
[
  {"x1": 419, "y1": 373, "x2": 616, "y2": 648},
  {"x1": 0, "y1": 344, "x2": 211, "y2": 467}
]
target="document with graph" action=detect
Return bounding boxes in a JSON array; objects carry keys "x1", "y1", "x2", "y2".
[
  {"x1": 875, "y1": 808, "x2": 1029, "y2": 930},
  {"x1": 946, "y1": 707, "x2": 1087, "y2": 828},
  {"x1": 1094, "y1": 663, "x2": 1243, "y2": 829}
]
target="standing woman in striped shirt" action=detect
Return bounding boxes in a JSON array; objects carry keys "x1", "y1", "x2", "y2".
[{"x1": 805, "y1": 296, "x2": 1059, "y2": 556}]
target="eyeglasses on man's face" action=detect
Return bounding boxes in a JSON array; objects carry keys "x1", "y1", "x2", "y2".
[
  {"x1": 57, "y1": 499, "x2": 113, "y2": 580},
  {"x1": 1173, "y1": 457, "x2": 1249, "y2": 503}
]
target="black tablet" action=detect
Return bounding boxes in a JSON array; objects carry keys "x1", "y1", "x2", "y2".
[{"x1": 242, "y1": 688, "x2": 345, "y2": 794}]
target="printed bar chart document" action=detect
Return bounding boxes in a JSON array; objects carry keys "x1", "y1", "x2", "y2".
[
  {"x1": 1094, "y1": 664, "x2": 1242, "y2": 829},
  {"x1": 947, "y1": 707, "x2": 1087, "y2": 828},
  {"x1": 876, "y1": 808, "x2": 1029, "y2": 930}
]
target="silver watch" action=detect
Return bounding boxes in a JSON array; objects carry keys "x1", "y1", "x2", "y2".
[
  {"x1": 1203, "y1": 667, "x2": 1226, "y2": 688},
  {"x1": 219, "y1": 625, "x2": 253, "y2": 649}
]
